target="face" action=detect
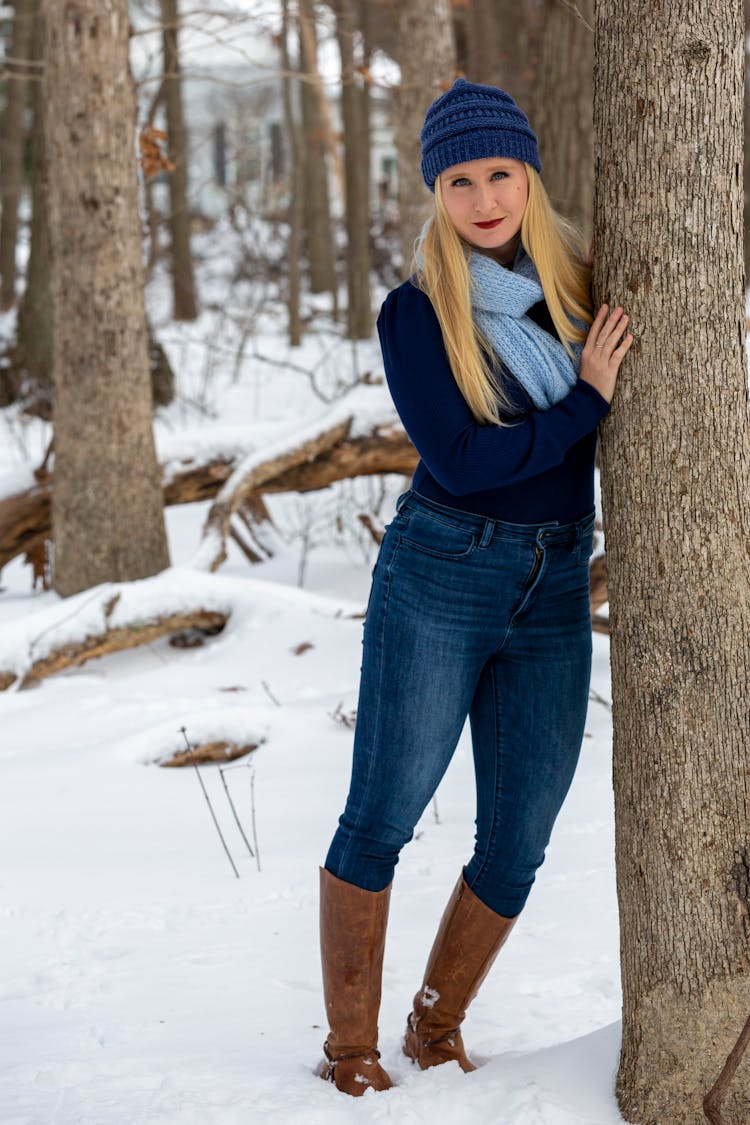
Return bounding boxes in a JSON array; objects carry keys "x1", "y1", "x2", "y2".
[{"x1": 438, "y1": 156, "x2": 529, "y2": 265}]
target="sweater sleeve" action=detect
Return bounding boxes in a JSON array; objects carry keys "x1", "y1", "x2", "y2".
[{"x1": 377, "y1": 280, "x2": 610, "y2": 496}]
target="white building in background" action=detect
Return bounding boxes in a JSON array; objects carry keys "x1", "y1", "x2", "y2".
[{"x1": 138, "y1": 60, "x2": 397, "y2": 223}]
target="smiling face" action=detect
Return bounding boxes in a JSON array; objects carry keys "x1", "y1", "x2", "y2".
[{"x1": 438, "y1": 156, "x2": 529, "y2": 265}]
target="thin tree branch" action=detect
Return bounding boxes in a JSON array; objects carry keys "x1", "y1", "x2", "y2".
[
  {"x1": 555, "y1": 0, "x2": 594, "y2": 33},
  {"x1": 703, "y1": 1013, "x2": 750, "y2": 1124}
]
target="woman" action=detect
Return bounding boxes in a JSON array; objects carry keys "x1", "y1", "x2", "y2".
[{"x1": 318, "y1": 78, "x2": 633, "y2": 1096}]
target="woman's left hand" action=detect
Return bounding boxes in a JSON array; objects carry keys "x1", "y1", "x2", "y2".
[{"x1": 579, "y1": 303, "x2": 633, "y2": 404}]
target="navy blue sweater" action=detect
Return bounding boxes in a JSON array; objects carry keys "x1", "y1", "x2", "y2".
[{"x1": 376, "y1": 278, "x2": 610, "y2": 524}]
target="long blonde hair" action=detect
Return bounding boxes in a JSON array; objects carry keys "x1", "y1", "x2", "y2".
[{"x1": 414, "y1": 164, "x2": 593, "y2": 426}]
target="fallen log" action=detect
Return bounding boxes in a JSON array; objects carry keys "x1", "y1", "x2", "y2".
[
  {"x1": 0, "y1": 571, "x2": 233, "y2": 691},
  {"x1": 161, "y1": 738, "x2": 260, "y2": 768},
  {"x1": 0, "y1": 429, "x2": 418, "y2": 572},
  {"x1": 0, "y1": 604, "x2": 228, "y2": 691}
]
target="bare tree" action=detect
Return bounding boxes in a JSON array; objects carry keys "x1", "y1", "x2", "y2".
[
  {"x1": 45, "y1": 0, "x2": 169, "y2": 596},
  {"x1": 14, "y1": 0, "x2": 52, "y2": 414},
  {"x1": 298, "y1": 0, "x2": 336, "y2": 297},
  {"x1": 395, "y1": 0, "x2": 455, "y2": 275},
  {"x1": 281, "y1": 0, "x2": 303, "y2": 345},
  {"x1": 453, "y1": 0, "x2": 540, "y2": 106},
  {"x1": 0, "y1": 0, "x2": 35, "y2": 310},
  {"x1": 595, "y1": 1, "x2": 750, "y2": 1121},
  {"x1": 332, "y1": 0, "x2": 371, "y2": 339},
  {"x1": 532, "y1": 0, "x2": 594, "y2": 238},
  {"x1": 160, "y1": 0, "x2": 198, "y2": 320}
]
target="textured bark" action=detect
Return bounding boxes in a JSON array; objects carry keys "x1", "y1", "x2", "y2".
[
  {"x1": 332, "y1": 0, "x2": 372, "y2": 339},
  {"x1": 160, "y1": 0, "x2": 198, "y2": 320},
  {"x1": 44, "y1": 0, "x2": 170, "y2": 596},
  {"x1": 532, "y1": 0, "x2": 594, "y2": 238},
  {"x1": 0, "y1": 0, "x2": 34, "y2": 310},
  {"x1": 298, "y1": 0, "x2": 336, "y2": 295},
  {"x1": 395, "y1": 0, "x2": 455, "y2": 276},
  {"x1": 595, "y1": 3, "x2": 750, "y2": 1122},
  {"x1": 744, "y1": 0, "x2": 750, "y2": 285},
  {"x1": 15, "y1": 0, "x2": 52, "y2": 412}
]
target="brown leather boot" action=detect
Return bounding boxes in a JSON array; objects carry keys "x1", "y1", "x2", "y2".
[
  {"x1": 318, "y1": 867, "x2": 394, "y2": 1095},
  {"x1": 403, "y1": 873, "x2": 517, "y2": 1072}
]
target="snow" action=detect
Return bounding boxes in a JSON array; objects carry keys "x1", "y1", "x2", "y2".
[
  {"x1": 0, "y1": 504, "x2": 624, "y2": 1123},
  {"x1": 1, "y1": 209, "x2": 625, "y2": 1125}
]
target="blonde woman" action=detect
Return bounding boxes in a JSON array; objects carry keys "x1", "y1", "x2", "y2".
[{"x1": 318, "y1": 78, "x2": 633, "y2": 1097}]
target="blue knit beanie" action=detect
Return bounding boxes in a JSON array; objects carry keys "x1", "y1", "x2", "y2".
[{"x1": 420, "y1": 78, "x2": 542, "y2": 192}]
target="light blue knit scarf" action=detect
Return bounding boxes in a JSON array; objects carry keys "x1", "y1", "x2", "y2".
[{"x1": 468, "y1": 246, "x2": 584, "y2": 410}]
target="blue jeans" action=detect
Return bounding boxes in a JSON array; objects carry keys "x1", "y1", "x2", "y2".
[{"x1": 324, "y1": 489, "x2": 596, "y2": 917}]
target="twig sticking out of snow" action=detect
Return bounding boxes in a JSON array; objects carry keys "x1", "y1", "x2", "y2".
[
  {"x1": 182, "y1": 727, "x2": 240, "y2": 880},
  {"x1": 250, "y1": 767, "x2": 261, "y2": 873},
  {"x1": 219, "y1": 765, "x2": 255, "y2": 858},
  {"x1": 261, "y1": 680, "x2": 281, "y2": 707},
  {"x1": 703, "y1": 1012, "x2": 750, "y2": 1124}
]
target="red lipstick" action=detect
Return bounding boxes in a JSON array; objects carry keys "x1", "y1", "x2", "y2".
[{"x1": 474, "y1": 219, "x2": 503, "y2": 230}]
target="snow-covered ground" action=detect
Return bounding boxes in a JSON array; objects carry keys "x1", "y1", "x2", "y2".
[{"x1": 1, "y1": 221, "x2": 624, "y2": 1123}]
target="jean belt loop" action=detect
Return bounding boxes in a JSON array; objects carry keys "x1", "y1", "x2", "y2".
[
  {"x1": 478, "y1": 518, "x2": 495, "y2": 549},
  {"x1": 396, "y1": 490, "x2": 411, "y2": 513}
]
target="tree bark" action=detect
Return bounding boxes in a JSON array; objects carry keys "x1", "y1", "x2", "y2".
[
  {"x1": 395, "y1": 0, "x2": 455, "y2": 276},
  {"x1": 744, "y1": 0, "x2": 750, "y2": 285},
  {"x1": 0, "y1": 0, "x2": 35, "y2": 310},
  {"x1": 595, "y1": 2, "x2": 750, "y2": 1121},
  {"x1": 332, "y1": 0, "x2": 372, "y2": 339},
  {"x1": 532, "y1": 0, "x2": 594, "y2": 239},
  {"x1": 15, "y1": 0, "x2": 52, "y2": 413},
  {"x1": 160, "y1": 0, "x2": 198, "y2": 320},
  {"x1": 298, "y1": 0, "x2": 336, "y2": 296},
  {"x1": 44, "y1": 0, "x2": 170, "y2": 596}
]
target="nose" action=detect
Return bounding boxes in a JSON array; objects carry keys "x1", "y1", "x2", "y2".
[{"x1": 472, "y1": 183, "x2": 496, "y2": 215}]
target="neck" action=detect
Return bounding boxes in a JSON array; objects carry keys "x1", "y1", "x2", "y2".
[{"x1": 482, "y1": 231, "x2": 522, "y2": 267}]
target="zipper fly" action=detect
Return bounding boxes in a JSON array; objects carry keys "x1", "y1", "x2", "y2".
[{"x1": 526, "y1": 545, "x2": 543, "y2": 590}]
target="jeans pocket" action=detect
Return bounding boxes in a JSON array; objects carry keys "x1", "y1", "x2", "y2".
[{"x1": 398, "y1": 508, "x2": 476, "y2": 560}]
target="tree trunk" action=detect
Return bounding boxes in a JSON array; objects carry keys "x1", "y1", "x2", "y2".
[
  {"x1": 0, "y1": 0, "x2": 35, "y2": 310},
  {"x1": 395, "y1": 0, "x2": 455, "y2": 276},
  {"x1": 532, "y1": 0, "x2": 594, "y2": 239},
  {"x1": 15, "y1": 0, "x2": 52, "y2": 413},
  {"x1": 281, "y1": 0, "x2": 303, "y2": 346},
  {"x1": 595, "y1": 3, "x2": 750, "y2": 1122},
  {"x1": 333, "y1": 0, "x2": 371, "y2": 339},
  {"x1": 454, "y1": 0, "x2": 537, "y2": 105},
  {"x1": 298, "y1": 0, "x2": 336, "y2": 296},
  {"x1": 44, "y1": 0, "x2": 170, "y2": 596},
  {"x1": 160, "y1": 0, "x2": 198, "y2": 321},
  {"x1": 744, "y1": 0, "x2": 750, "y2": 285}
]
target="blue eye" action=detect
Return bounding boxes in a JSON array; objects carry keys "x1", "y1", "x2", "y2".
[
  {"x1": 450, "y1": 176, "x2": 470, "y2": 187},
  {"x1": 491, "y1": 171, "x2": 508, "y2": 180}
]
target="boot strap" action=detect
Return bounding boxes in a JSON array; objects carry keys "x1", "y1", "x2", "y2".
[
  {"x1": 323, "y1": 1040, "x2": 382, "y2": 1069},
  {"x1": 408, "y1": 1011, "x2": 462, "y2": 1049},
  {"x1": 421, "y1": 1027, "x2": 462, "y2": 1048}
]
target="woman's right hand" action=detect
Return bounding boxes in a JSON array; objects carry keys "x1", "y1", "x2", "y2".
[{"x1": 579, "y1": 303, "x2": 634, "y2": 404}]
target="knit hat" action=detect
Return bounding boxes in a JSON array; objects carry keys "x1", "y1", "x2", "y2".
[{"x1": 420, "y1": 77, "x2": 542, "y2": 191}]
